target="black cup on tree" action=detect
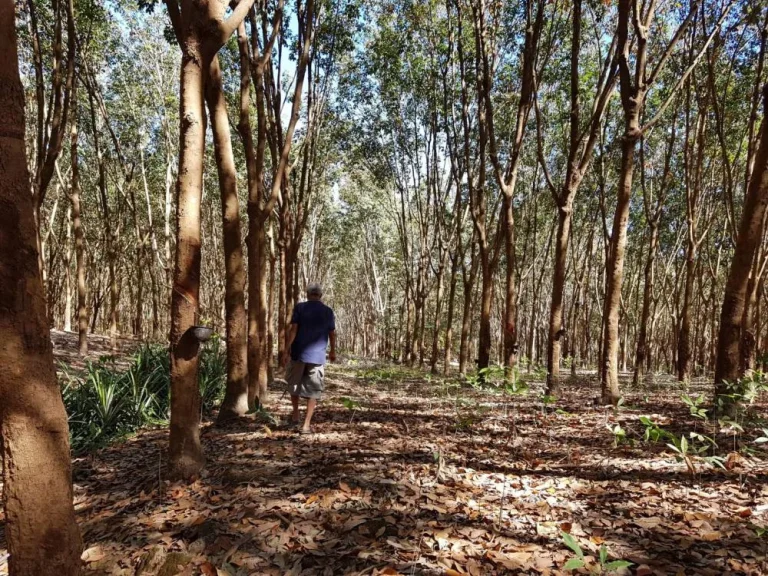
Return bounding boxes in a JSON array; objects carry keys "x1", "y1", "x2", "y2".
[{"x1": 189, "y1": 325, "x2": 213, "y2": 343}]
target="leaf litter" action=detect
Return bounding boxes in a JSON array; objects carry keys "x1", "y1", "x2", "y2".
[{"x1": 1, "y1": 365, "x2": 767, "y2": 575}]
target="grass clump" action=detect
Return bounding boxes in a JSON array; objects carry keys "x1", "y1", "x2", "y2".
[{"x1": 60, "y1": 337, "x2": 227, "y2": 454}]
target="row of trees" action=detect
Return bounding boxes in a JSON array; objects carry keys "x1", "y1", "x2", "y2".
[
  {"x1": 11, "y1": 0, "x2": 354, "y2": 475},
  {"x1": 3, "y1": 0, "x2": 353, "y2": 571},
  {"x1": 318, "y1": 0, "x2": 768, "y2": 406}
]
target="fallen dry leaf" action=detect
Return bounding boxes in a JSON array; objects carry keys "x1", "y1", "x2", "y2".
[
  {"x1": 81, "y1": 546, "x2": 105, "y2": 563},
  {"x1": 11, "y1": 341, "x2": 765, "y2": 576}
]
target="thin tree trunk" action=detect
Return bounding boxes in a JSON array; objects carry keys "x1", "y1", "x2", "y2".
[
  {"x1": 206, "y1": 55, "x2": 249, "y2": 422},
  {"x1": 69, "y1": 76, "x2": 88, "y2": 356},
  {"x1": 502, "y1": 195, "x2": 517, "y2": 370},
  {"x1": 135, "y1": 248, "x2": 144, "y2": 337},
  {"x1": 546, "y1": 205, "x2": 571, "y2": 393},
  {"x1": 634, "y1": 221, "x2": 658, "y2": 384},
  {"x1": 430, "y1": 253, "x2": 446, "y2": 374},
  {"x1": 478, "y1": 262, "x2": 493, "y2": 370},
  {"x1": 88, "y1": 89, "x2": 118, "y2": 345},
  {"x1": 601, "y1": 136, "x2": 637, "y2": 404},
  {"x1": 443, "y1": 252, "x2": 459, "y2": 374},
  {"x1": 458, "y1": 279, "x2": 473, "y2": 375},
  {"x1": 678, "y1": 246, "x2": 696, "y2": 381},
  {"x1": 63, "y1": 204, "x2": 73, "y2": 332}
]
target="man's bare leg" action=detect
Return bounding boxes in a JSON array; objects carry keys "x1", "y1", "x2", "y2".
[
  {"x1": 291, "y1": 395, "x2": 300, "y2": 424},
  {"x1": 302, "y1": 398, "x2": 317, "y2": 432}
]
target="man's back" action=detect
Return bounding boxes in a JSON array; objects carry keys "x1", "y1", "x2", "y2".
[{"x1": 290, "y1": 300, "x2": 335, "y2": 364}]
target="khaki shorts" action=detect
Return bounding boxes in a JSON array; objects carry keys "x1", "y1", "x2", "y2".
[{"x1": 286, "y1": 360, "x2": 325, "y2": 400}]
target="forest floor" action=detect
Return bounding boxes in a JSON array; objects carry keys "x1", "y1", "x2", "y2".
[{"x1": 1, "y1": 335, "x2": 768, "y2": 576}]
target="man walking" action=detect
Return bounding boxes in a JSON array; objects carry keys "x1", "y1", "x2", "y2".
[{"x1": 283, "y1": 283, "x2": 336, "y2": 434}]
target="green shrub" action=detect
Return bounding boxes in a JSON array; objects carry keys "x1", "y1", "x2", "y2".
[{"x1": 60, "y1": 339, "x2": 227, "y2": 454}]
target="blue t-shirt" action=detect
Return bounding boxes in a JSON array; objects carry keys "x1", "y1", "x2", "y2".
[{"x1": 290, "y1": 300, "x2": 335, "y2": 364}]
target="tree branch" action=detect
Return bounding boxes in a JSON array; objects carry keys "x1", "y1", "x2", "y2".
[
  {"x1": 643, "y1": 0, "x2": 736, "y2": 134},
  {"x1": 219, "y1": 0, "x2": 257, "y2": 49}
]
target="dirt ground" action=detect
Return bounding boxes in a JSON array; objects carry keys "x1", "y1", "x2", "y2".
[{"x1": 1, "y1": 333, "x2": 767, "y2": 575}]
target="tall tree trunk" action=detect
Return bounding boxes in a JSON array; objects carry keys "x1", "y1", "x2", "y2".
[
  {"x1": 458, "y1": 279, "x2": 473, "y2": 375},
  {"x1": 430, "y1": 254, "x2": 446, "y2": 374},
  {"x1": 246, "y1": 225, "x2": 269, "y2": 407},
  {"x1": 443, "y1": 253, "x2": 459, "y2": 374},
  {"x1": 163, "y1": 0, "x2": 255, "y2": 476},
  {"x1": 63, "y1": 205, "x2": 73, "y2": 332},
  {"x1": 168, "y1": 50, "x2": 207, "y2": 480},
  {"x1": 634, "y1": 221, "x2": 658, "y2": 384},
  {"x1": 135, "y1": 248, "x2": 144, "y2": 337},
  {"x1": 678, "y1": 246, "x2": 696, "y2": 381},
  {"x1": 403, "y1": 294, "x2": 413, "y2": 364},
  {"x1": 502, "y1": 196, "x2": 517, "y2": 370},
  {"x1": 70, "y1": 74, "x2": 88, "y2": 355},
  {"x1": 150, "y1": 258, "x2": 160, "y2": 339},
  {"x1": 206, "y1": 55, "x2": 249, "y2": 422},
  {"x1": 478, "y1": 261, "x2": 493, "y2": 370},
  {"x1": 164, "y1": 129, "x2": 174, "y2": 310},
  {"x1": 88, "y1": 89, "x2": 118, "y2": 344},
  {"x1": 740, "y1": 241, "x2": 765, "y2": 372},
  {"x1": 601, "y1": 135, "x2": 637, "y2": 404},
  {"x1": 418, "y1": 285, "x2": 427, "y2": 366},
  {"x1": 715, "y1": 86, "x2": 768, "y2": 403},
  {"x1": 277, "y1": 242, "x2": 287, "y2": 362},
  {"x1": 412, "y1": 278, "x2": 423, "y2": 366},
  {"x1": 546, "y1": 204, "x2": 571, "y2": 393},
  {"x1": 267, "y1": 223, "x2": 276, "y2": 382},
  {"x1": 0, "y1": 2, "x2": 82, "y2": 569}
]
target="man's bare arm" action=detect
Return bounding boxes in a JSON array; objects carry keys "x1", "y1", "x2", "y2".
[{"x1": 329, "y1": 330, "x2": 337, "y2": 363}]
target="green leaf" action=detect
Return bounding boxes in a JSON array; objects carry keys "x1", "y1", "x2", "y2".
[
  {"x1": 560, "y1": 531, "x2": 583, "y2": 557},
  {"x1": 599, "y1": 544, "x2": 608, "y2": 564},
  {"x1": 563, "y1": 558, "x2": 586, "y2": 571},
  {"x1": 666, "y1": 442, "x2": 681, "y2": 454}
]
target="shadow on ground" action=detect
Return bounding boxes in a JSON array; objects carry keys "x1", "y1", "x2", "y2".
[{"x1": 2, "y1": 342, "x2": 767, "y2": 575}]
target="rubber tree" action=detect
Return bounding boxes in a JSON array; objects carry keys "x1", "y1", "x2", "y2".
[
  {"x1": 0, "y1": 0, "x2": 82, "y2": 570},
  {"x1": 600, "y1": 0, "x2": 730, "y2": 404},
  {"x1": 205, "y1": 54, "x2": 250, "y2": 422},
  {"x1": 543, "y1": 0, "x2": 617, "y2": 396},
  {"x1": 476, "y1": 0, "x2": 546, "y2": 371},
  {"x1": 162, "y1": 0, "x2": 255, "y2": 480},
  {"x1": 715, "y1": 85, "x2": 768, "y2": 407}
]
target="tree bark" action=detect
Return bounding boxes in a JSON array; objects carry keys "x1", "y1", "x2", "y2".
[
  {"x1": 429, "y1": 253, "x2": 446, "y2": 374},
  {"x1": 0, "y1": 1, "x2": 83, "y2": 569},
  {"x1": 163, "y1": 0, "x2": 255, "y2": 477},
  {"x1": 601, "y1": 135, "x2": 637, "y2": 404},
  {"x1": 546, "y1": 203, "x2": 571, "y2": 393},
  {"x1": 205, "y1": 55, "x2": 249, "y2": 422},
  {"x1": 678, "y1": 248, "x2": 696, "y2": 381},
  {"x1": 168, "y1": 48, "x2": 207, "y2": 480},
  {"x1": 443, "y1": 251, "x2": 459, "y2": 374},
  {"x1": 502, "y1": 195, "x2": 518, "y2": 369},
  {"x1": 69, "y1": 30, "x2": 87, "y2": 357},
  {"x1": 87, "y1": 88, "x2": 119, "y2": 344},
  {"x1": 478, "y1": 262, "x2": 493, "y2": 370},
  {"x1": 716, "y1": 86, "x2": 768, "y2": 400},
  {"x1": 634, "y1": 220, "x2": 658, "y2": 384}
]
